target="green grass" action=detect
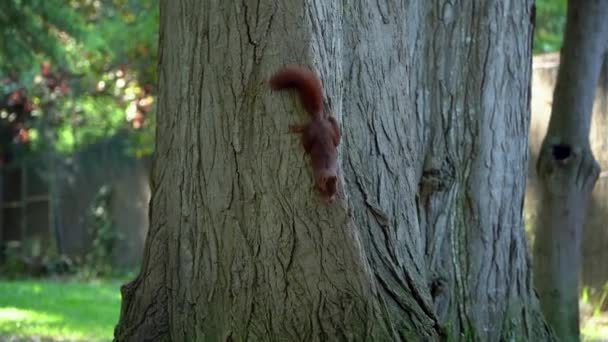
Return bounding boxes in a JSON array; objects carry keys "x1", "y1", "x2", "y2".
[
  {"x1": 0, "y1": 278, "x2": 606, "y2": 341},
  {"x1": 0, "y1": 278, "x2": 124, "y2": 341}
]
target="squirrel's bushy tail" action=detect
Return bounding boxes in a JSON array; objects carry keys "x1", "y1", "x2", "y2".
[{"x1": 269, "y1": 66, "x2": 323, "y2": 116}]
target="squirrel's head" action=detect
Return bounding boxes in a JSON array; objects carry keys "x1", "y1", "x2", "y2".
[{"x1": 315, "y1": 170, "x2": 337, "y2": 203}]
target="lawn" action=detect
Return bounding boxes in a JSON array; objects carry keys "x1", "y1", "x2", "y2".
[
  {"x1": 0, "y1": 278, "x2": 606, "y2": 341},
  {"x1": 0, "y1": 279, "x2": 124, "y2": 342}
]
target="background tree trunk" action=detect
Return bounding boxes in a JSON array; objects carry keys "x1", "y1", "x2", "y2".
[
  {"x1": 533, "y1": 1, "x2": 608, "y2": 341},
  {"x1": 115, "y1": 1, "x2": 553, "y2": 341},
  {"x1": 583, "y1": 57, "x2": 608, "y2": 298},
  {"x1": 529, "y1": 53, "x2": 608, "y2": 335}
]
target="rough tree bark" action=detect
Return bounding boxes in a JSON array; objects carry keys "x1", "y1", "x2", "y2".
[
  {"x1": 114, "y1": 0, "x2": 553, "y2": 341},
  {"x1": 533, "y1": 1, "x2": 608, "y2": 341}
]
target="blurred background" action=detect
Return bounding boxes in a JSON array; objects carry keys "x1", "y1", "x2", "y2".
[
  {"x1": 0, "y1": 0, "x2": 607, "y2": 341},
  {"x1": 0, "y1": 0, "x2": 157, "y2": 274},
  {"x1": 0, "y1": 1, "x2": 157, "y2": 340}
]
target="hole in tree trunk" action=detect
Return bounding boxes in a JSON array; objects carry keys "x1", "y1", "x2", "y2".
[
  {"x1": 551, "y1": 144, "x2": 571, "y2": 161},
  {"x1": 430, "y1": 278, "x2": 446, "y2": 299}
]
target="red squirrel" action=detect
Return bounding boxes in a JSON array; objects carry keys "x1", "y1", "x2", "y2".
[{"x1": 269, "y1": 66, "x2": 341, "y2": 203}]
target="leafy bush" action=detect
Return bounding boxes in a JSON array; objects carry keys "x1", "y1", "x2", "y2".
[
  {"x1": 80, "y1": 185, "x2": 124, "y2": 279},
  {"x1": 0, "y1": 239, "x2": 75, "y2": 278},
  {"x1": 534, "y1": 0, "x2": 567, "y2": 53}
]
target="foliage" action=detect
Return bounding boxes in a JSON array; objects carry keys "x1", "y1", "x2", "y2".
[
  {"x1": 534, "y1": 0, "x2": 567, "y2": 53},
  {"x1": 0, "y1": 0, "x2": 158, "y2": 164},
  {"x1": 81, "y1": 185, "x2": 123, "y2": 278},
  {"x1": 0, "y1": 279, "x2": 123, "y2": 341},
  {"x1": 0, "y1": 239, "x2": 75, "y2": 279},
  {"x1": 0, "y1": 0, "x2": 85, "y2": 74}
]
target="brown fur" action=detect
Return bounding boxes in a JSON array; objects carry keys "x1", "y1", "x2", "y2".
[{"x1": 269, "y1": 66, "x2": 341, "y2": 203}]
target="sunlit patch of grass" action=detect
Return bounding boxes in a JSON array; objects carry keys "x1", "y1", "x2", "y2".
[
  {"x1": 0, "y1": 307, "x2": 77, "y2": 339},
  {"x1": 581, "y1": 286, "x2": 608, "y2": 342},
  {"x1": 582, "y1": 313, "x2": 608, "y2": 342},
  {"x1": 0, "y1": 279, "x2": 125, "y2": 341}
]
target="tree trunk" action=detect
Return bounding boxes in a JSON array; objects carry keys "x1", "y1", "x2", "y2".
[
  {"x1": 582, "y1": 56, "x2": 608, "y2": 297},
  {"x1": 529, "y1": 52, "x2": 608, "y2": 340},
  {"x1": 533, "y1": 1, "x2": 608, "y2": 341},
  {"x1": 115, "y1": 1, "x2": 553, "y2": 341}
]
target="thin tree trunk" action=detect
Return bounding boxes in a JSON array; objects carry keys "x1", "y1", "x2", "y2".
[
  {"x1": 582, "y1": 56, "x2": 608, "y2": 296},
  {"x1": 115, "y1": 1, "x2": 553, "y2": 341},
  {"x1": 533, "y1": 1, "x2": 608, "y2": 341}
]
